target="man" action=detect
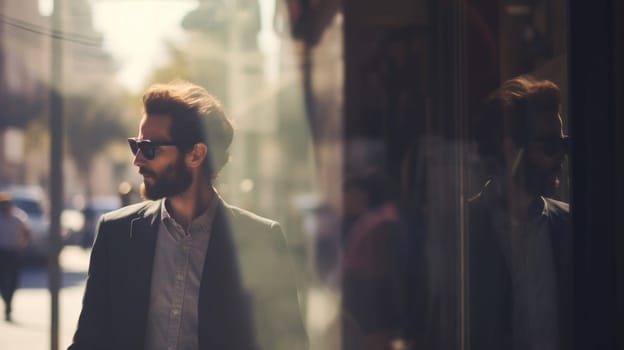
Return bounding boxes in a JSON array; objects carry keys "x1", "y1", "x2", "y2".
[
  {"x1": 469, "y1": 76, "x2": 572, "y2": 350},
  {"x1": 0, "y1": 192, "x2": 30, "y2": 322},
  {"x1": 69, "y1": 81, "x2": 307, "y2": 350}
]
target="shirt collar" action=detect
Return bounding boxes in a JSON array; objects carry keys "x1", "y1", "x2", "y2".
[
  {"x1": 483, "y1": 178, "x2": 551, "y2": 227},
  {"x1": 159, "y1": 189, "x2": 221, "y2": 234},
  {"x1": 539, "y1": 196, "x2": 550, "y2": 217}
]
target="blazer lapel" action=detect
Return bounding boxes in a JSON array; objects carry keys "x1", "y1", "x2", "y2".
[
  {"x1": 121, "y1": 200, "x2": 160, "y2": 349},
  {"x1": 198, "y1": 201, "x2": 257, "y2": 350},
  {"x1": 548, "y1": 208, "x2": 573, "y2": 349}
]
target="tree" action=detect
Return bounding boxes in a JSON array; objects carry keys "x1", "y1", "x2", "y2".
[
  {"x1": 65, "y1": 92, "x2": 127, "y2": 199},
  {"x1": 144, "y1": 37, "x2": 228, "y2": 101}
]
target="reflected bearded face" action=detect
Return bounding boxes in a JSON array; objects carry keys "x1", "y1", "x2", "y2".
[
  {"x1": 517, "y1": 112, "x2": 567, "y2": 197},
  {"x1": 522, "y1": 156, "x2": 563, "y2": 197},
  {"x1": 140, "y1": 153, "x2": 192, "y2": 200}
]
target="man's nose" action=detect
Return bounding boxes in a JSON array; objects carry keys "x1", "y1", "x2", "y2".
[{"x1": 133, "y1": 150, "x2": 147, "y2": 167}]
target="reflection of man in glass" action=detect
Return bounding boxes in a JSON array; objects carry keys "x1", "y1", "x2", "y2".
[
  {"x1": 69, "y1": 81, "x2": 307, "y2": 350},
  {"x1": 469, "y1": 76, "x2": 572, "y2": 350}
]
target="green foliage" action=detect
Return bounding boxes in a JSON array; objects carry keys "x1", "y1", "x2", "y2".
[
  {"x1": 64, "y1": 93, "x2": 126, "y2": 174},
  {"x1": 143, "y1": 37, "x2": 228, "y2": 100}
]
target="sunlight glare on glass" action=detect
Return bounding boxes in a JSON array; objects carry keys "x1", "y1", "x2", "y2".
[
  {"x1": 240, "y1": 179, "x2": 255, "y2": 193},
  {"x1": 92, "y1": 0, "x2": 199, "y2": 92},
  {"x1": 258, "y1": 0, "x2": 280, "y2": 82},
  {"x1": 38, "y1": 0, "x2": 53, "y2": 16}
]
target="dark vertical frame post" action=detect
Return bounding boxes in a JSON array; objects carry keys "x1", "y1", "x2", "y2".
[
  {"x1": 451, "y1": 0, "x2": 468, "y2": 349},
  {"x1": 49, "y1": 1, "x2": 63, "y2": 349},
  {"x1": 425, "y1": 0, "x2": 469, "y2": 348},
  {"x1": 616, "y1": 0, "x2": 624, "y2": 346},
  {"x1": 568, "y1": 0, "x2": 620, "y2": 348}
]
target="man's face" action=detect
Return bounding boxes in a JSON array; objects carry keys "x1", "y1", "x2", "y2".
[
  {"x1": 132, "y1": 114, "x2": 192, "y2": 200},
  {"x1": 517, "y1": 112, "x2": 568, "y2": 197}
]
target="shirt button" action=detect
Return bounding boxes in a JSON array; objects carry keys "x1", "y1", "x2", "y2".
[{"x1": 172, "y1": 309, "x2": 180, "y2": 315}]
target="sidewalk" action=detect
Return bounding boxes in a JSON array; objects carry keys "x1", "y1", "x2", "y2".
[{"x1": 0, "y1": 246, "x2": 90, "y2": 350}]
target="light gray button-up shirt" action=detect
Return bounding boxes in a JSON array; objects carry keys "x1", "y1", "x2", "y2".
[{"x1": 144, "y1": 195, "x2": 218, "y2": 350}]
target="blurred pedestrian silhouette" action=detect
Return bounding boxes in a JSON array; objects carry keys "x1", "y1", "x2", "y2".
[
  {"x1": 341, "y1": 169, "x2": 408, "y2": 350},
  {"x1": 469, "y1": 76, "x2": 572, "y2": 350},
  {"x1": 0, "y1": 192, "x2": 31, "y2": 322}
]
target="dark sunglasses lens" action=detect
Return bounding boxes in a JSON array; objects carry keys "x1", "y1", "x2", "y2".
[
  {"x1": 141, "y1": 144, "x2": 156, "y2": 160},
  {"x1": 128, "y1": 139, "x2": 139, "y2": 155},
  {"x1": 128, "y1": 139, "x2": 156, "y2": 160}
]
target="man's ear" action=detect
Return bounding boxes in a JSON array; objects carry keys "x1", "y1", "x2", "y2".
[{"x1": 186, "y1": 143, "x2": 208, "y2": 168}]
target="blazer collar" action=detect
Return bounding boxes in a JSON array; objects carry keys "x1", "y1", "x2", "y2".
[
  {"x1": 124, "y1": 200, "x2": 161, "y2": 349},
  {"x1": 130, "y1": 200, "x2": 161, "y2": 235}
]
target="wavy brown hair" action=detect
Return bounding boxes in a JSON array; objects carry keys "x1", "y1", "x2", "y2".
[
  {"x1": 475, "y1": 75, "x2": 561, "y2": 169},
  {"x1": 142, "y1": 80, "x2": 234, "y2": 179}
]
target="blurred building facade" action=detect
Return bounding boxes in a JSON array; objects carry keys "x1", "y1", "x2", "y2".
[{"x1": 0, "y1": 0, "x2": 123, "y2": 203}]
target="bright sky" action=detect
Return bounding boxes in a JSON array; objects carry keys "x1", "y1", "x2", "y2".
[
  {"x1": 91, "y1": 0, "x2": 198, "y2": 93},
  {"x1": 89, "y1": 0, "x2": 279, "y2": 92}
]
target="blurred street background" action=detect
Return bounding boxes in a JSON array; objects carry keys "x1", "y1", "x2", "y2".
[
  {"x1": 0, "y1": 1, "x2": 341, "y2": 348},
  {"x1": 0, "y1": 247, "x2": 89, "y2": 350}
]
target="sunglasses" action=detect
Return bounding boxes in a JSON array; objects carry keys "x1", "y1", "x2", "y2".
[{"x1": 127, "y1": 137, "x2": 179, "y2": 160}]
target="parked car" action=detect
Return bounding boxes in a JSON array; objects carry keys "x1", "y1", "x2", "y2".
[{"x1": 3, "y1": 186, "x2": 50, "y2": 261}]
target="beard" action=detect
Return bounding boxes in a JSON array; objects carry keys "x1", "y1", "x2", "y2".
[
  {"x1": 140, "y1": 156, "x2": 192, "y2": 200},
  {"x1": 517, "y1": 159, "x2": 562, "y2": 198}
]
